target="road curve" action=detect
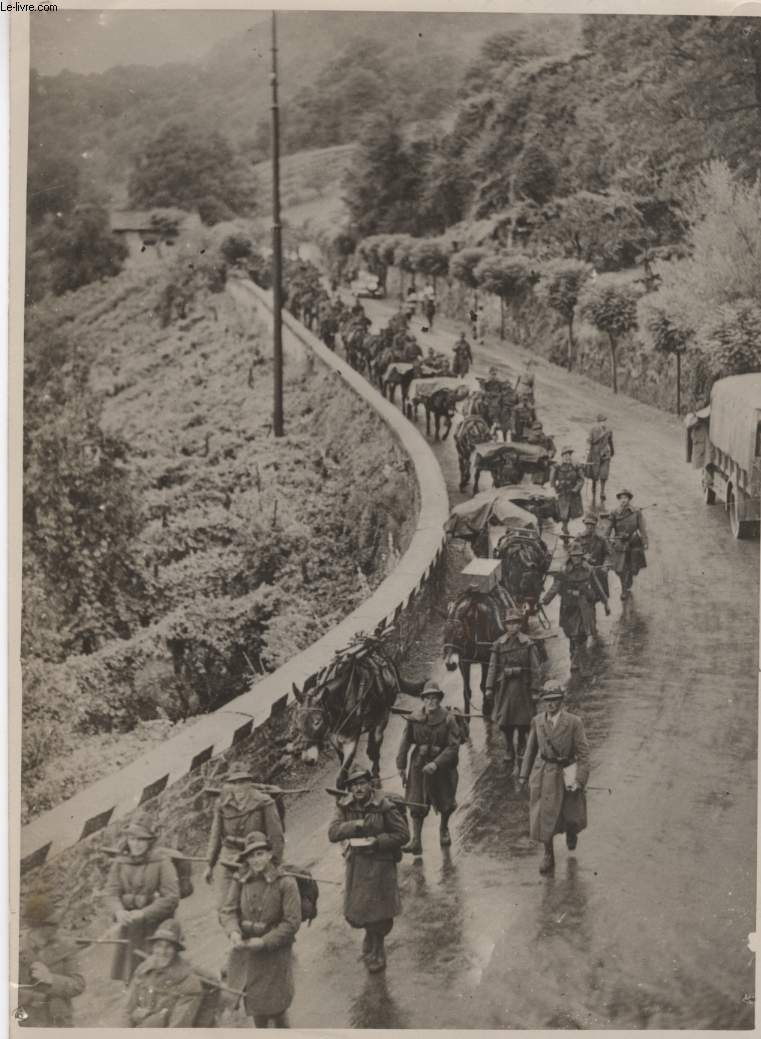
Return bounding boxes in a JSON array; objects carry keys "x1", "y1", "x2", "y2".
[{"x1": 73, "y1": 298, "x2": 758, "y2": 1029}]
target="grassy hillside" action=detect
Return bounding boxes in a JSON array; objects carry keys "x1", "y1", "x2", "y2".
[{"x1": 21, "y1": 249, "x2": 418, "y2": 821}]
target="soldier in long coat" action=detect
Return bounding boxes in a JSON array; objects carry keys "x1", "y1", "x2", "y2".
[
  {"x1": 525, "y1": 420, "x2": 557, "y2": 485},
  {"x1": 105, "y1": 815, "x2": 180, "y2": 983},
  {"x1": 603, "y1": 488, "x2": 649, "y2": 600},
  {"x1": 541, "y1": 544, "x2": 598, "y2": 670},
  {"x1": 452, "y1": 332, "x2": 473, "y2": 376},
  {"x1": 205, "y1": 762, "x2": 285, "y2": 909},
  {"x1": 220, "y1": 831, "x2": 301, "y2": 1027},
  {"x1": 484, "y1": 610, "x2": 543, "y2": 769},
  {"x1": 519, "y1": 684, "x2": 590, "y2": 874},
  {"x1": 119, "y1": 920, "x2": 203, "y2": 1028},
  {"x1": 586, "y1": 413, "x2": 615, "y2": 504},
  {"x1": 396, "y1": 682, "x2": 461, "y2": 854},
  {"x1": 573, "y1": 513, "x2": 611, "y2": 604},
  {"x1": 18, "y1": 894, "x2": 85, "y2": 1027},
  {"x1": 551, "y1": 447, "x2": 586, "y2": 534},
  {"x1": 328, "y1": 767, "x2": 409, "y2": 973}
]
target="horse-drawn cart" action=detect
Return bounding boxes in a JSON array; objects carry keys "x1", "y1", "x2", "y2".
[
  {"x1": 488, "y1": 483, "x2": 560, "y2": 525},
  {"x1": 445, "y1": 489, "x2": 537, "y2": 558},
  {"x1": 471, "y1": 440, "x2": 551, "y2": 492}
]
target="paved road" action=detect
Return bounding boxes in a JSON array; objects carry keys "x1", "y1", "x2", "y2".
[{"x1": 74, "y1": 297, "x2": 757, "y2": 1029}]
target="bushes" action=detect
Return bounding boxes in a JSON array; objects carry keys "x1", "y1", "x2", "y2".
[
  {"x1": 578, "y1": 277, "x2": 641, "y2": 393},
  {"x1": 536, "y1": 258, "x2": 593, "y2": 369}
]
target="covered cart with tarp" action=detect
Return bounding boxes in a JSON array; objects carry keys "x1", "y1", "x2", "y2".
[
  {"x1": 471, "y1": 440, "x2": 552, "y2": 491},
  {"x1": 487, "y1": 483, "x2": 560, "y2": 525},
  {"x1": 445, "y1": 489, "x2": 537, "y2": 558}
]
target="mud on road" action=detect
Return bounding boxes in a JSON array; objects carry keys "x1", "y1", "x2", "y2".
[{"x1": 73, "y1": 300, "x2": 757, "y2": 1029}]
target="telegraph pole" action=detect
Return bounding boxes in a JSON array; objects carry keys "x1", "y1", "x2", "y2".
[{"x1": 270, "y1": 10, "x2": 284, "y2": 437}]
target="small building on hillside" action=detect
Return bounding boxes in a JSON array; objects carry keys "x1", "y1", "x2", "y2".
[{"x1": 109, "y1": 210, "x2": 182, "y2": 266}]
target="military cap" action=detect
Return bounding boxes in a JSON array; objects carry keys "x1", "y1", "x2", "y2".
[
  {"x1": 344, "y1": 766, "x2": 373, "y2": 786},
  {"x1": 561, "y1": 446, "x2": 574, "y2": 455},
  {"x1": 421, "y1": 680, "x2": 445, "y2": 700},
  {"x1": 147, "y1": 919, "x2": 185, "y2": 951},
  {"x1": 568, "y1": 543, "x2": 585, "y2": 556},
  {"x1": 582, "y1": 513, "x2": 598, "y2": 525},
  {"x1": 226, "y1": 762, "x2": 254, "y2": 782},
  {"x1": 125, "y1": 813, "x2": 158, "y2": 840},
  {"x1": 241, "y1": 831, "x2": 272, "y2": 856},
  {"x1": 504, "y1": 609, "x2": 524, "y2": 625},
  {"x1": 616, "y1": 488, "x2": 634, "y2": 500},
  {"x1": 596, "y1": 412, "x2": 607, "y2": 422},
  {"x1": 540, "y1": 683, "x2": 565, "y2": 701},
  {"x1": 24, "y1": 893, "x2": 60, "y2": 928}
]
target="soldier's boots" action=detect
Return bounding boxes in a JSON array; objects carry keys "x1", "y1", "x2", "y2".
[
  {"x1": 366, "y1": 933, "x2": 387, "y2": 974},
  {"x1": 403, "y1": 816, "x2": 424, "y2": 856},
  {"x1": 566, "y1": 827, "x2": 578, "y2": 851},
  {"x1": 361, "y1": 930, "x2": 373, "y2": 960},
  {"x1": 439, "y1": 811, "x2": 453, "y2": 848},
  {"x1": 482, "y1": 694, "x2": 493, "y2": 720},
  {"x1": 539, "y1": 841, "x2": 555, "y2": 874}
]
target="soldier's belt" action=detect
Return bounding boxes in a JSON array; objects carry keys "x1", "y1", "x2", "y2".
[
  {"x1": 541, "y1": 754, "x2": 573, "y2": 767},
  {"x1": 224, "y1": 836, "x2": 246, "y2": 848}
]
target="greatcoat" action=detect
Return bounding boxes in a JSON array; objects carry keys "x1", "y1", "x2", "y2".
[
  {"x1": 485, "y1": 633, "x2": 542, "y2": 729},
  {"x1": 206, "y1": 785, "x2": 285, "y2": 907},
  {"x1": 328, "y1": 793, "x2": 409, "y2": 928},
  {"x1": 119, "y1": 954, "x2": 203, "y2": 1028},
  {"x1": 543, "y1": 561, "x2": 598, "y2": 639},
  {"x1": 395, "y1": 706, "x2": 460, "y2": 816},
  {"x1": 220, "y1": 864, "x2": 301, "y2": 1018},
  {"x1": 520, "y1": 709, "x2": 590, "y2": 842},
  {"x1": 586, "y1": 423, "x2": 615, "y2": 481},
  {"x1": 105, "y1": 848, "x2": 180, "y2": 982},
  {"x1": 18, "y1": 932, "x2": 85, "y2": 1027},
  {"x1": 551, "y1": 462, "x2": 585, "y2": 521}
]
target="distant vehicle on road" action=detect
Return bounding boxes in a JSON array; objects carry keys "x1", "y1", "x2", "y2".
[
  {"x1": 349, "y1": 271, "x2": 384, "y2": 299},
  {"x1": 685, "y1": 373, "x2": 761, "y2": 539}
]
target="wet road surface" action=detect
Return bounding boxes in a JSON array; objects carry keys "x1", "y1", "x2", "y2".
[{"x1": 74, "y1": 298, "x2": 757, "y2": 1028}]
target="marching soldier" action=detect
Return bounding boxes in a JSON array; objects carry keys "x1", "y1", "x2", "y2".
[
  {"x1": 586, "y1": 413, "x2": 615, "y2": 505},
  {"x1": 525, "y1": 420, "x2": 557, "y2": 485},
  {"x1": 551, "y1": 447, "x2": 586, "y2": 535},
  {"x1": 205, "y1": 762, "x2": 285, "y2": 910},
  {"x1": 220, "y1": 832, "x2": 301, "y2": 1028},
  {"x1": 518, "y1": 683, "x2": 590, "y2": 874},
  {"x1": 18, "y1": 893, "x2": 85, "y2": 1027},
  {"x1": 541, "y1": 543, "x2": 598, "y2": 670},
  {"x1": 119, "y1": 920, "x2": 204, "y2": 1028},
  {"x1": 484, "y1": 610, "x2": 543, "y2": 770},
  {"x1": 452, "y1": 332, "x2": 473, "y2": 377},
  {"x1": 396, "y1": 681, "x2": 461, "y2": 854},
  {"x1": 328, "y1": 766, "x2": 409, "y2": 973},
  {"x1": 603, "y1": 488, "x2": 649, "y2": 600},
  {"x1": 573, "y1": 512, "x2": 611, "y2": 605},
  {"x1": 105, "y1": 814, "x2": 180, "y2": 983}
]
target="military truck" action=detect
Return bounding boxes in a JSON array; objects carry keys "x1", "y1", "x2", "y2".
[{"x1": 685, "y1": 373, "x2": 761, "y2": 539}]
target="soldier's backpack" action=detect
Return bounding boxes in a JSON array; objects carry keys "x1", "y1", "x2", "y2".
[
  {"x1": 281, "y1": 865, "x2": 319, "y2": 924},
  {"x1": 161, "y1": 849, "x2": 195, "y2": 899}
]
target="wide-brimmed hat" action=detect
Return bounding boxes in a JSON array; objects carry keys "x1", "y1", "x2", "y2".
[
  {"x1": 24, "y1": 893, "x2": 60, "y2": 928},
  {"x1": 540, "y1": 683, "x2": 565, "y2": 701},
  {"x1": 504, "y1": 609, "x2": 524, "y2": 625},
  {"x1": 561, "y1": 446, "x2": 574, "y2": 455},
  {"x1": 421, "y1": 680, "x2": 445, "y2": 700},
  {"x1": 241, "y1": 831, "x2": 273, "y2": 857},
  {"x1": 125, "y1": 814, "x2": 158, "y2": 841},
  {"x1": 596, "y1": 412, "x2": 607, "y2": 422},
  {"x1": 226, "y1": 762, "x2": 254, "y2": 783},
  {"x1": 582, "y1": 513, "x2": 598, "y2": 525},
  {"x1": 616, "y1": 488, "x2": 633, "y2": 500},
  {"x1": 344, "y1": 766, "x2": 373, "y2": 787},
  {"x1": 147, "y1": 919, "x2": 185, "y2": 951}
]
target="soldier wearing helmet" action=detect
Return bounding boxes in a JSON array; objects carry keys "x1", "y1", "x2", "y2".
[
  {"x1": 541, "y1": 542, "x2": 598, "y2": 670},
  {"x1": 484, "y1": 610, "x2": 543, "y2": 771},
  {"x1": 119, "y1": 920, "x2": 204, "y2": 1028},
  {"x1": 603, "y1": 488, "x2": 649, "y2": 600},
  {"x1": 586, "y1": 413, "x2": 615, "y2": 505}
]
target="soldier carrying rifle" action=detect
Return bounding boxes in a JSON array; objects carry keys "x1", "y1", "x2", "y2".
[{"x1": 603, "y1": 488, "x2": 649, "y2": 600}]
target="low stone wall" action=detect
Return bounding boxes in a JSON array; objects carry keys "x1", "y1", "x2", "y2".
[{"x1": 18, "y1": 277, "x2": 449, "y2": 889}]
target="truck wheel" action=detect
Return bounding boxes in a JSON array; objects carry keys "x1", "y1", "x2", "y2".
[{"x1": 727, "y1": 488, "x2": 752, "y2": 540}]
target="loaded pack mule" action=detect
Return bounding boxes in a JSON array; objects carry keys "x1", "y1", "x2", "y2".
[{"x1": 288, "y1": 631, "x2": 425, "y2": 786}]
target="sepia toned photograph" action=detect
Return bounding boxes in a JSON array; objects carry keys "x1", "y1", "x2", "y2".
[{"x1": 11, "y1": 5, "x2": 760, "y2": 1030}]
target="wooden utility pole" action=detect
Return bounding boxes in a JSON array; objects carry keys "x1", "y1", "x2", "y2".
[{"x1": 271, "y1": 10, "x2": 284, "y2": 437}]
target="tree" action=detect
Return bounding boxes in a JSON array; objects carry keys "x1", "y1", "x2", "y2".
[
  {"x1": 638, "y1": 292, "x2": 693, "y2": 414},
  {"x1": 35, "y1": 204, "x2": 128, "y2": 297},
  {"x1": 342, "y1": 113, "x2": 424, "y2": 238},
  {"x1": 580, "y1": 277, "x2": 640, "y2": 393},
  {"x1": 410, "y1": 238, "x2": 450, "y2": 292},
  {"x1": 450, "y1": 247, "x2": 489, "y2": 297},
  {"x1": 514, "y1": 141, "x2": 558, "y2": 205},
  {"x1": 475, "y1": 253, "x2": 539, "y2": 340},
  {"x1": 534, "y1": 190, "x2": 647, "y2": 271},
  {"x1": 693, "y1": 301, "x2": 761, "y2": 401},
  {"x1": 128, "y1": 120, "x2": 257, "y2": 224},
  {"x1": 536, "y1": 258, "x2": 594, "y2": 369}
]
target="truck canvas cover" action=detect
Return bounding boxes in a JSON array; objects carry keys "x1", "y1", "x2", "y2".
[{"x1": 710, "y1": 374, "x2": 761, "y2": 476}]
